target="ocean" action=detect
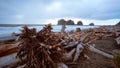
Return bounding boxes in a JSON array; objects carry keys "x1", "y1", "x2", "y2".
[{"x1": 0, "y1": 25, "x2": 99, "y2": 41}]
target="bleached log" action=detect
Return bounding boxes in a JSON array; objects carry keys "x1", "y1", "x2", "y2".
[
  {"x1": 115, "y1": 36, "x2": 120, "y2": 45},
  {"x1": 80, "y1": 33, "x2": 90, "y2": 42},
  {"x1": 0, "y1": 53, "x2": 19, "y2": 67},
  {"x1": 73, "y1": 44, "x2": 83, "y2": 62},
  {"x1": 86, "y1": 44, "x2": 113, "y2": 59},
  {"x1": 63, "y1": 48, "x2": 75, "y2": 60},
  {"x1": 58, "y1": 63, "x2": 68, "y2": 68},
  {"x1": 65, "y1": 41, "x2": 78, "y2": 48},
  {"x1": 65, "y1": 33, "x2": 90, "y2": 48},
  {"x1": 61, "y1": 24, "x2": 66, "y2": 34}
]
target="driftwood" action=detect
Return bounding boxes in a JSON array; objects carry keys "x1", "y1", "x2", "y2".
[
  {"x1": 0, "y1": 53, "x2": 18, "y2": 67},
  {"x1": 0, "y1": 24, "x2": 118, "y2": 68},
  {"x1": 115, "y1": 36, "x2": 120, "y2": 45},
  {"x1": 63, "y1": 48, "x2": 75, "y2": 61},
  {"x1": 58, "y1": 63, "x2": 68, "y2": 68},
  {"x1": 73, "y1": 44, "x2": 83, "y2": 62},
  {"x1": 15, "y1": 24, "x2": 65, "y2": 68},
  {"x1": 86, "y1": 43, "x2": 114, "y2": 59},
  {"x1": 0, "y1": 42, "x2": 18, "y2": 57},
  {"x1": 65, "y1": 33, "x2": 90, "y2": 48},
  {"x1": 61, "y1": 24, "x2": 66, "y2": 34}
]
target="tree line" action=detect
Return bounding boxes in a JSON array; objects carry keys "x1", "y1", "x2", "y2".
[{"x1": 57, "y1": 19, "x2": 94, "y2": 26}]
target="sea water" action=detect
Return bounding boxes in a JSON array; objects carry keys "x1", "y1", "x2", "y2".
[{"x1": 0, "y1": 25, "x2": 99, "y2": 41}]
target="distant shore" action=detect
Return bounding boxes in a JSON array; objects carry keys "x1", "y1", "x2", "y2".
[
  {"x1": 0, "y1": 24, "x2": 46, "y2": 27},
  {"x1": 0, "y1": 24, "x2": 107, "y2": 27}
]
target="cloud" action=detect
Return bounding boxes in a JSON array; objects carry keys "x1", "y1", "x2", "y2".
[{"x1": 0, "y1": 0, "x2": 120, "y2": 24}]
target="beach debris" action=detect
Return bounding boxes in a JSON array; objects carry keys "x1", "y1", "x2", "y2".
[
  {"x1": 86, "y1": 43, "x2": 113, "y2": 59},
  {"x1": 0, "y1": 42, "x2": 19, "y2": 57},
  {"x1": 116, "y1": 37, "x2": 120, "y2": 45},
  {"x1": 73, "y1": 44, "x2": 83, "y2": 62},
  {"x1": 15, "y1": 24, "x2": 65, "y2": 68},
  {"x1": 0, "y1": 24, "x2": 118, "y2": 68}
]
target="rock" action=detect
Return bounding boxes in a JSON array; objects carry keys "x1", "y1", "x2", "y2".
[
  {"x1": 89, "y1": 23, "x2": 94, "y2": 26},
  {"x1": 66, "y1": 20, "x2": 75, "y2": 25},
  {"x1": 77, "y1": 21, "x2": 83, "y2": 25},
  {"x1": 58, "y1": 19, "x2": 66, "y2": 25},
  {"x1": 58, "y1": 19, "x2": 75, "y2": 25}
]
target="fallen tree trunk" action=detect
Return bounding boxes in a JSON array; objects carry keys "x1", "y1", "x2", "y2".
[
  {"x1": 73, "y1": 44, "x2": 83, "y2": 62},
  {"x1": 0, "y1": 53, "x2": 18, "y2": 67},
  {"x1": 86, "y1": 44, "x2": 114, "y2": 59},
  {"x1": 0, "y1": 42, "x2": 19, "y2": 57}
]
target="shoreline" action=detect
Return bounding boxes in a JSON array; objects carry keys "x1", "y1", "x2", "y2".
[{"x1": 0, "y1": 25, "x2": 100, "y2": 41}]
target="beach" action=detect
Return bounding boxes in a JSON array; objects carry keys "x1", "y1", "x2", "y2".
[{"x1": 0, "y1": 25, "x2": 120, "y2": 68}]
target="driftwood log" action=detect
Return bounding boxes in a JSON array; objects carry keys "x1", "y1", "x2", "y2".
[
  {"x1": 115, "y1": 37, "x2": 120, "y2": 45},
  {"x1": 0, "y1": 42, "x2": 18, "y2": 57}
]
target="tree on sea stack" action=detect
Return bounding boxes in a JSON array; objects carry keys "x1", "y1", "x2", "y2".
[
  {"x1": 77, "y1": 21, "x2": 83, "y2": 25},
  {"x1": 58, "y1": 19, "x2": 75, "y2": 25},
  {"x1": 89, "y1": 23, "x2": 94, "y2": 26},
  {"x1": 66, "y1": 20, "x2": 75, "y2": 25},
  {"x1": 58, "y1": 19, "x2": 66, "y2": 25}
]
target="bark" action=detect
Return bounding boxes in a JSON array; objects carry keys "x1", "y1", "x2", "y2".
[{"x1": 65, "y1": 41, "x2": 78, "y2": 48}]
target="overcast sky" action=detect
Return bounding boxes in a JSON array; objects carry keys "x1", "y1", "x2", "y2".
[{"x1": 0, "y1": 0, "x2": 120, "y2": 25}]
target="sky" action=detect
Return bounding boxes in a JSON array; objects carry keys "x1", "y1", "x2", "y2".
[{"x1": 0, "y1": 0, "x2": 120, "y2": 25}]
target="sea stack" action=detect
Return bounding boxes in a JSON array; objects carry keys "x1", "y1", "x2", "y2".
[
  {"x1": 89, "y1": 23, "x2": 94, "y2": 26},
  {"x1": 66, "y1": 19, "x2": 74, "y2": 25},
  {"x1": 57, "y1": 19, "x2": 75, "y2": 25},
  {"x1": 77, "y1": 21, "x2": 83, "y2": 25},
  {"x1": 58, "y1": 19, "x2": 66, "y2": 25}
]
